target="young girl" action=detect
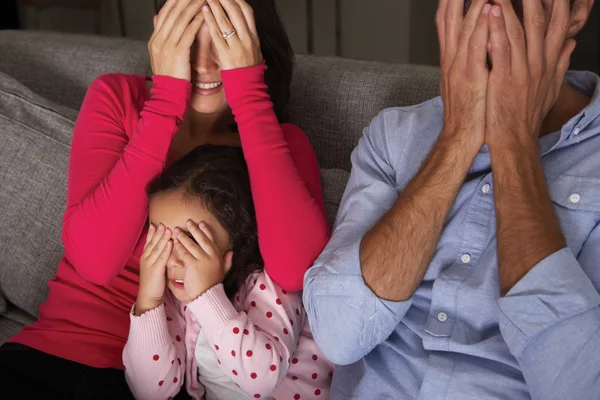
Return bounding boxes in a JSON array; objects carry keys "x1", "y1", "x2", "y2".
[{"x1": 123, "y1": 145, "x2": 332, "y2": 400}]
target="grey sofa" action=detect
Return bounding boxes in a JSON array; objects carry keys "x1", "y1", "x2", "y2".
[{"x1": 0, "y1": 30, "x2": 440, "y2": 344}]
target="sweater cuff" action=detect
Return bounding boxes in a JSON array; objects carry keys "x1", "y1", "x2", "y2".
[
  {"x1": 220, "y1": 63, "x2": 267, "y2": 107},
  {"x1": 188, "y1": 284, "x2": 239, "y2": 337},
  {"x1": 147, "y1": 75, "x2": 192, "y2": 122},
  {"x1": 128, "y1": 303, "x2": 173, "y2": 350}
]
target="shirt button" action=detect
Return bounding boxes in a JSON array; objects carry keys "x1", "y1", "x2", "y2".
[
  {"x1": 461, "y1": 254, "x2": 471, "y2": 264},
  {"x1": 437, "y1": 312, "x2": 448, "y2": 323},
  {"x1": 570, "y1": 193, "x2": 581, "y2": 203},
  {"x1": 482, "y1": 184, "x2": 491, "y2": 194},
  {"x1": 574, "y1": 128, "x2": 581, "y2": 136}
]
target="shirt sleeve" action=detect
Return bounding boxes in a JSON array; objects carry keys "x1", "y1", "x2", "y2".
[
  {"x1": 221, "y1": 64, "x2": 329, "y2": 292},
  {"x1": 188, "y1": 273, "x2": 304, "y2": 399},
  {"x1": 498, "y1": 224, "x2": 600, "y2": 400},
  {"x1": 62, "y1": 74, "x2": 191, "y2": 285},
  {"x1": 123, "y1": 300, "x2": 187, "y2": 400},
  {"x1": 303, "y1": 111, "x2": 413, "y2": 366}
]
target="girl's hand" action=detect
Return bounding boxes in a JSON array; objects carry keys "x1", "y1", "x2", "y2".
[
  {"x1": 136, "y1": 224, "x2": 173, "y2": 316},
  {"x1": 202, "y1": 0, "x2": 263, "y2": 70},
  {"x1": 174, "y1": 221, "x2": 233, "y2": 301},
  {"x1": 149, "y1": 0, "x2": 205, "y2": 81}
]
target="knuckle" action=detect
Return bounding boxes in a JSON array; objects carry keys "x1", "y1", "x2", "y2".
[
  {"x1": 445, "y1": 9, "x2": 455, "y2": 24},
  {"x1": 530, "y1": 13, "x2": 546, "y2": 28}
]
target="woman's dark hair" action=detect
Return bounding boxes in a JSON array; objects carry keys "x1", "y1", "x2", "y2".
[
  {"x1": 154, "y1": 0, "x2": 294, "y2": 123},
  {"x1": 148, "y1": 145, "x2": 263, "y2": 299}
]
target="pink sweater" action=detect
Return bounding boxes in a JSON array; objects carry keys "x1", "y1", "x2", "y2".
[
  {"x1": 9, "y1": 64, "x2": 330, "y2": 369},
  {"x1": 123, "y1": 272, "x2": 333, "y2": 399}
]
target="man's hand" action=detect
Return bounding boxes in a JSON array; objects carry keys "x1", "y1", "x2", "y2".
[
  {"x1": 485, "y1": 0, "x2": 571, "y2": 294},
  {"x1": 360, "y1": 0, "x2": 492, "y2": 302},
  {"x1": 438, "y1": 0, "x2": 491, "y2": 154},
  {"x1": 486, "y1": 0, "x2": 576, "y2": 148},
  {"x1": 173, "y1": 220, "x2": 233, "y2": 301}
]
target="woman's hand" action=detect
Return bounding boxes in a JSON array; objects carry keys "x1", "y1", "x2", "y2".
[
  {"x1": 148, "y1": 0, "x2": 205, "y2": 81},
  {"x1": 202, "y1": 0, "x2": 263, "y2": 70},
  {"x1": 174, "y1": 220, "x2": 233, "y2": 301},
  {"x1": 136, "y1": 224, "x2": 173, "y2": 316}
]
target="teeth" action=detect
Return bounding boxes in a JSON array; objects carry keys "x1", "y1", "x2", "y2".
[
  {"x1": 195, "y1": 82, "x2": 222, "y2": 90},
  {"x1": 175, "y1": 280, "x2": 184, "y2": 283}
]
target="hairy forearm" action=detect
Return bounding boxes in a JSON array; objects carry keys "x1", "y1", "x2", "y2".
[
  {"x1": 490, "y1": 138, "x2": 566, "y2": 295},
  {"x1": 360, "y1": 131, "x2": 478, "y2": 301}
]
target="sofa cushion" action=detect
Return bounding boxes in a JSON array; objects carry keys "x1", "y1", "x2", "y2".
[{"x1": 0, "y1": 72, "x2": 75, "y2": 318}]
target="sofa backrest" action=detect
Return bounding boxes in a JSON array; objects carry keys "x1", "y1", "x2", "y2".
[{"x1": 0, "y1": 30, "x2": 440, "y2": 172}]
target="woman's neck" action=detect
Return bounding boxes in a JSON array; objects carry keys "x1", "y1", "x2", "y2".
[
  {"x1": 183, "y1": 108, "x2": 235, "y2": 141},
  {"x1": 172, "y1": 108, "x2": 240, "y2": 158}
]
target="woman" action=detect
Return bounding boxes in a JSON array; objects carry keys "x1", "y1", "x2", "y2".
[{"x1": 0, "y1": 0, "x2": 329, "y2": 398}]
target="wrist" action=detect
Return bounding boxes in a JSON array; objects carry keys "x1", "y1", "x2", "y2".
[
  {"x1": 437, "y1": 128, "x2": 481, "y2": 167},
  {"x1": 134, "y1": 296, "x2": 163, "y2": 316}
]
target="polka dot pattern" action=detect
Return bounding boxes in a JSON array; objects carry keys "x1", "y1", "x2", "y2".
[
  {"x1": 251, "y1": 372, "x2": 257, "y2": 379},
  {"x1": 152, "y1": 354, "x2": 159, "y2": 361},
  {"x1": 246, "y1": 350, "x2": 253, "y2": 357},
  {"x1": 233, "y1": 327, "x2": 240, "y2": 334}
]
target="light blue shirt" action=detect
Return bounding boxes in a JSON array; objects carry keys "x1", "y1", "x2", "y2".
[{"x1": 304, "y1": 71, "x2": 600, "y2": 400}]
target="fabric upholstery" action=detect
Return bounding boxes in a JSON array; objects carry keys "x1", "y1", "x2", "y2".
[
  {"x1": 0, "y1": 30, "x2": 440, "y2": 343},
  {"x1": 0, "y1": 71, "x2": 75, "y2": 319}
]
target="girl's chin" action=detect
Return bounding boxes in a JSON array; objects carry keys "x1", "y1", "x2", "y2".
[{"x1": 168, "y1": 284, "x2": 192, "y2": 304}]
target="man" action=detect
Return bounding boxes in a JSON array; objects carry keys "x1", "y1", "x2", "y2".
[{"x1": 304, "y1": 0, "x2": 599, "y2": 399}]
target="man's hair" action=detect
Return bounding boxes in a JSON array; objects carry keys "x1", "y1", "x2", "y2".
[
  {"x1": 148, "y1": 145, "x2": 263, "y2": 299},
  {"x1": 154, "y1": 0, "x2": 294, "y2": 123}
]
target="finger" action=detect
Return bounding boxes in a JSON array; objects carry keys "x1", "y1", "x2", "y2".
[
  {"x1": 167, "y1": 0, "x2": 205, "y2": 46},
  {"x1": 173, "y1": 236, "x2": 196, "y2": 263},
  {"x1": 174, "y1": 228, "x2": 204, "y2": 259},
  {"x1": 436, "y1": 0, "x2": 448, "y2": 63},
  {"x1": 206, "y1": 0, "x2": 236, "y2": 39},
  {"x1": 145, "y1": 224, "x2": 157, "y2": 246},
  {"x1": 546, "y1": 0, "x2": 571, "y2": 66},
  {"x1": 555, "y1": 39, "x2": 576, "y2": 87},
  {"x1": 444, "y1": 0, "x2": 466, "y2": 65},
  {"x1": 467, "y1": 3, "x2": 492, "y2": 69},
  {"x1": 456, "y1": 0, "x2": 488, "y2": 63},
  {"x1": 186, "y1": 220, "x2": 218, "y2": 257},
  {"x1": 149, "y1": 228, "x2": 172, "y2": 264},
  {"x1": 154, "y1": 0, "x2": 179, "y2": 33},
  {"x1": 521, "y1": 0, "x2": 546, "y2": 67},
  {"x1": 219, "y1": 0, "x2": 251, "y2": 41},
  {"x1": 489, "y1": 5, "x2": 512, "y2": 74},
  {"x1": 203, "y1": 4, "x2": 229, "y2": 52},
  {"x1": 179, "y1": 12, "x2": 205, "y2": 48},
  {"x1": 234, "y1": 0, "x2": 257, "y2": 35},
  {"x1": 156, "y1": 240, "x2": 173, "y2": 271},
  {"x1": 145, "y1": 224, "x2": 166, "y2": 256},
  {"x1": 494, "y1": 0, "x2": 527, "y2": 71},
  {"x1": 155, "y1": 0, "x2": 195, "y2": 41}
]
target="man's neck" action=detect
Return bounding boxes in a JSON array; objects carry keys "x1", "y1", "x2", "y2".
[{"x1": 540, "y1": 82, "x2": 592, "y2": 137}]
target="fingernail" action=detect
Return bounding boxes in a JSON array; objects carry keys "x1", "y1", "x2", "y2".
[
  {"x1": 186, "y1": 220, "x2": 194, "y2": 227},
  {"x1": 482, "y1": 4, "x2": 491, "y2": 14},
  {"x1": 492, "y1": 6, "x2": 502, "y2": 17}
]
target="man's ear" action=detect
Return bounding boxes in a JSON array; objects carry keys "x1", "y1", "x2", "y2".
[
  {"x1": 223, "y1": 251, "x2": 234, "y2": 275},
  {"x1": 568, "y1": 0, "x2": 594, "y2": 37}
]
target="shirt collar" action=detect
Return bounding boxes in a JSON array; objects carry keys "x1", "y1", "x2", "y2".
[{"x1": 549, "y1": 71, "x2": 600, "y2": 153}]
